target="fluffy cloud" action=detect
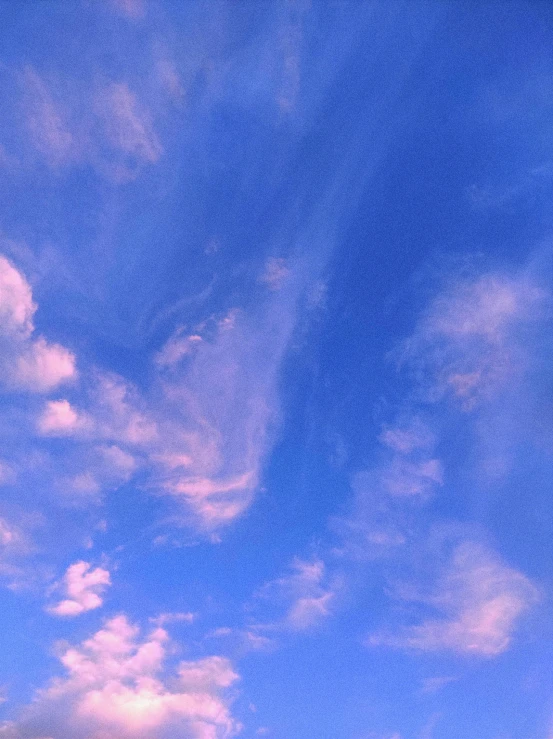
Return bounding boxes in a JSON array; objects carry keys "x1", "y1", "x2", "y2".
[
  {"x1": 47, "y1": 561, "x2": 111, "y2": 617},
  {"x1": 0, "y1": 615, "x2": 240, "y2": 738},
  {"x1": 0, "y1": 255, "x2": 76, "y2": 391},
  {"x1": 368, "y1": 541, "x2": 539, "y2": 657},
  {"x1": 37, "y1": 399, "x2": 88, "y2": 435}
]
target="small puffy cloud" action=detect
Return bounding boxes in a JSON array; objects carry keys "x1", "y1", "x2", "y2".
[
  {"x1": 0, "y1": 615, "x2": 240, "y2": 738},
  {"x1": 37, "y1": 399, "x2": 88, "y2": 436},
  {"x1": 47, "y1": 561, "x2": 111, "y2": 617},
  {"x1": 0, "y1": 255, "x2": 76, "y2": 392},
  {"x1": 13, "y1": 337, "x2": 76, "y2": 391},
  {"x1": 0, "y1": 255, "x2": 35, "y2": 337},
  {"x1": 368, "y1": 542, "x2": 539, "y2": 657}
]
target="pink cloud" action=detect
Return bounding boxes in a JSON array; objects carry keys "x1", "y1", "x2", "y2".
[
  {"x1": 13, "y1": 337, "x2": 76, "y2": 391},
  {"x1": 401, "y1": 272, "x2": 547, "y2": 408},
  {"x1": 368, "y1": 542, "x2": 539, "y2": 657},
  {"x1": 0, "y1": 255, "x2": 35, "y2": 336},
  {"x1": 254, "y1": 557, "x2": 337, "y2": 632},
  {"x1": 0, "y1": 615, "x2": 241, "y2": 738},
  {"x1": 110, "y1": 0, "x2": 146, "y2": 19},
  {"x1": 258, "y1": 257, "x2": 290, "y2": 291},
  {"x1": 149, "y1": 611, "x2": 195, "y2": 627},
  {"x1": 21, "y1": 67, "x2": 74, "y2": 167},
  {"x1": 47, "y1": 560, "x2": 111, "y2": 617},
  {"x1": 0, "y1": 255, "x2": 76, "y2": 392},
  {"x1": 96, "y1": 82, "x2": 162, "y2": 165},
  {"x1": 37, "y1": 399, "x2": 87, "y2": 435}
]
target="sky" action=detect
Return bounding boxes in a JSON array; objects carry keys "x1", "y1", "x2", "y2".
[{"x1": 0, "y1": 1, "x2": 552, "y2": 738}]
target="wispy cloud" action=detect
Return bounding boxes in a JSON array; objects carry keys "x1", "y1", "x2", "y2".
[
  {"x1": 399, "y1": 271, "x2": 547, "y2": 409},
  {"x1": 0, "y1": 615, "x2": 241, "y2": 738},
  {"x1": 18, "y1": 67, "x2": 163, "y2": 181},
  {"x1": 46, "y1": 560, "x2": 111, "y2": 617},
  {"x1": 149, "y1": 611, "x2": 195, "y2": 628},
  {"x1": 95, "y1": 82, "x2": 162, "y2": 166},
  {"x1": 368, "y1": 541, "x2": 539, "y2": 657},
  {"x1": 253, "y1": 557, "x2": 337, "y2": 632},
  {"x1": 21, "y1": 67, "x2": 75, "y2": 167}
]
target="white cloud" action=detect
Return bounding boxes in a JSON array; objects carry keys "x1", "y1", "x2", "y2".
[
  {"x1": 47, "y1": 561, "x2": 111, "y2": 617},
  {"x1": 0, "y1": 615, "x2": 240, "y2": 738},
  {"x1": 368, "y1": 542, "x2": 538, "y2": 657}
]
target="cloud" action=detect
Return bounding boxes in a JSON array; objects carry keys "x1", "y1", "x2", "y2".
[
  {"x1": 95, "y1": 82, "x2": 162, "y2": 165},
  {"x1": 150, "y1": 612, "x2": 195, "y2": 627},
  {"x1": 37, "y1": 399, "x2": 88, "y2": 435},
  {"x1": 0, "y1": 615, "x2": 240, "y2": 738},
  {"x1": 368, "y1": 541, "x2": 539, "y2": 657},
  {"x1": 109, "y1": 0, "x2": 146, "y2": 20},
  {"x1": 0, "y1": 255, "x2": 35, "y2": 336},
  {"x1": 18, "y1": 66, "x2": 162, "y2": 181},
  {"x1": 0, "y1": 255, "x2": 76, "y2": 392},
  {"x1": 400, "y1": 272, "x2": 547, "y2": 408},
  {"x1": 21, "y1": 67, "x2": 74, "y2": 167},
  {"x1": 0, "y1": 461, "x2": 16, "y2": 487},
  {"x1": 254, "y1": 558, "x2": 337, "y2": 632},
  {"x1": 150, "y1": 300, "x2": 296, "y2": 532},
  {"x1": 258, "y1": 258, "x2": 290, "y2": 291},
  {"x1": 46, "y1": 560, "x2": 111, "y2": 617}
]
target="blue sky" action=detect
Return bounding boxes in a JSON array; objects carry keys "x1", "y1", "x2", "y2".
[{"x1": 0, "y1": 1, "x2": 552, "y2": 737}]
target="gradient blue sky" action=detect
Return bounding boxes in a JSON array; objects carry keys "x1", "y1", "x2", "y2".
[{"x1": 0, "y1": 2, "x2": 552, "y2": 738}]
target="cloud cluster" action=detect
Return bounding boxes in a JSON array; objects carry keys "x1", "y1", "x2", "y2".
[
  {"x1": 47, "y1": 561, "x2": 111, "y2": 617},
  {"x1": 0, "y1": 255, "x2": 76, "y2": 391},
  {"x1": 0, "y1": 615, "x2": 241, "y2": 739},
  {"x1": 0, "y1": 240, "x2": 297, "y2": 536}
]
